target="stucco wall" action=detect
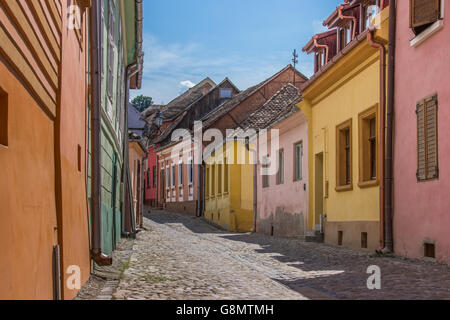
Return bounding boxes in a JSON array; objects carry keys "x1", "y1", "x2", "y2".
[
  {"x1": 393, "y1": 1, "x2": 450, "y2": 264},
  {"x1": 256, "y1": 112, "x2": 309, "y2": 238},
  {"x1": 58, "y1": 3, "x2": 91, "y2": 300}
]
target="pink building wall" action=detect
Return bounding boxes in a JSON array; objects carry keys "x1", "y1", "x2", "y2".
[
  {"x1": 394, "y1": 1, "x2": 450, "y2": 264},
  {"x1": 256, "y1": 112, "x2": 308, "y2": 237},
  {"x1": 145, "y1": 146, "x2": 158, "y2": 206}
]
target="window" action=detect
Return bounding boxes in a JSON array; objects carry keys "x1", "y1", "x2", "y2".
[
  {"x1": 336, "y1": 119, "x2": 353, "y2": 190},
  {"x1": 294, "y1": 142, "x2": 303, "y2": 181},
  {"x1": 339, "y1": 23, "x2": 352, "y2": 50},
  {"x1": 172, "y1": 164, "x2": 176, "y2": 187},
  {"x1": 107, "y1": 8, "x2": 116, "y2": 99},
  {"x1": 361, "y1": 232, "x2": 368, "y2": 249},
  {"x1": 410, "y1": 0, "x2": 442, "y2": 35},
  {"x1": 417, "y1": 94, "x2": 439, "y2": 182},
  {"x1": 0, "y1": 88, "x2": 8, "y2": 147},
  {"x1": 224, "y1": 158, "x2": 229, "y2": 193},
  {"x1": 153, "y1": 166, "x2": 157, "y2": 188},
  {"x1": 218, "y1": 164, "x2": 223, "y2": 194},
  {"x1": 359, "y1": 107, "x2": 378, "y2": 187},
  {"x1": 165, "y1": 167, "x2": 170, "y2": 189},
  {"x1": 211, "y1": 165, "x2": 216, "y2": 196},
  {"x1": 364, "y1": 2, "x2": 379, "y2": 30},
  {"x1": 146, "y1": 170, "x2": 150, "y2": 189},
  {"x1": 178, "y1": 163, "x2": 183, "y2": 186},
  {"x1": 219, "y1": 88, "x2": 232, "y2": 99},
  {"x1": 77, "y1": 145, "x2": 82, "y2": 172},
  {"x1": 276, "y1": 149, "x2": 284, "y2": 185},
  {"x1": 188, "y1": 158, "x2": 194, "y2": 184},
  {"x1": 206, "y1": 167, "x2": 210, "y2": 198},
  {"x1": 316, "y1": 50, "x2": 326, "y2": 72}
]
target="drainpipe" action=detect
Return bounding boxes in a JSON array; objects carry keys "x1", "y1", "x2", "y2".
[
  {"x1": 89, "y1": 0, "x2": 112, "y2": 266},
  {"x1": 313, "y1": 35, "x2": 330, "y2": 64},
  {"x1": 339, "y1": 4, "x2": 358, "y2": 40},
  {"x1": 367, "y1": 28, "x2": 386, "y2": 253},
  {"x1": 383, "y1": 0, "x2": 395, "y2": 254}
]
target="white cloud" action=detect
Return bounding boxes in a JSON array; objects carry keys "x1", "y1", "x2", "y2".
[
  {"x1": 180, "y1": 80, "x2": 195, "y2": 89},
  {"x1": 131, "y1": 33, "x2": 314, "y2": 103}
]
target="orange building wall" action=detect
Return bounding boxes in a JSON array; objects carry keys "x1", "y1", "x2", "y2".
[
  {"x1": 0, "y1": 0, "x2": 91, "y2": 299},
  {"x1": 58, "y1": 2, "x2": 91, "y2": 300}
]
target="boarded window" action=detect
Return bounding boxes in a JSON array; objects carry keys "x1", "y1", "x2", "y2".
[
  {"x1": 0, "y1": 88, "x2": 8, "y2": 147},
  {"x1": 410, "y1": 0, "x2": 441, "y2": 30},
  {"x1": 416, "y1": 94, "x2": 439, "y2": 182}
]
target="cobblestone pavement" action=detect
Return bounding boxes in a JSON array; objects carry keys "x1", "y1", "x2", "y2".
[{"x1": 78, "y1": 209, "x2": 450, "y2": 300}]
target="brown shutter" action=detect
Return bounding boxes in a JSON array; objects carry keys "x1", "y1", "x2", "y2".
[
  {"x1": 416, "y1": 100, "x2": 426, "y2": 181},
  {"x1": 425, "y1": 95, "x2": 439, "y2": 179},
  {"x1": 410, "y1": 0, "x2": 440, "y2": 28}
]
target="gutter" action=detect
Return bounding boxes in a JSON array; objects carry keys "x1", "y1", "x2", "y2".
[
  {"x1": 366, "y1": 29, "x2": 387, "y2": 254},
  {"x1": 338, "y1": 4, "x2": 358, "y2": 40},
  {"x1": 89, "y1": 1, "x2": 112, "y2": 266}
]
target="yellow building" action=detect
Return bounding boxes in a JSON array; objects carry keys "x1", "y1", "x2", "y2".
[
  {"x1": 298, "y1": 2, "x2": 390, "y2": 251},
  {"x1": 204, "y1": 140, "x2": 254, "y2": 232}
]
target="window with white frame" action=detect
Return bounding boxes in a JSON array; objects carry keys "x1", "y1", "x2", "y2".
[{"x1": 188, "y1": 158, "x2": 194, "y2": 184}]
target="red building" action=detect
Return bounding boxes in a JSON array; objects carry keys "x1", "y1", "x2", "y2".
[{"x1": 145, "y1": 145, "x2": 159, "y2": 207}]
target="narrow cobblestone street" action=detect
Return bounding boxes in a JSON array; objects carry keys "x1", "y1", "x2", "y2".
[{"x1": 77, "y1": 210, "x2": 450, "y2": 300}]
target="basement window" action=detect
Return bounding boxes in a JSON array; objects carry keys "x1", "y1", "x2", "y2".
[
  {"x1": 361, "y1": 232, "x2": 368, "y2": 249},
  {"x1": 424, "y1": 242, "x2": 436, "y2": 259},
  {"x1": 338, "y1": 231, "x2": 343, "y2": 246},
  {"x1": 0, "y1": 88, "x2": 7, "y2": 147}
]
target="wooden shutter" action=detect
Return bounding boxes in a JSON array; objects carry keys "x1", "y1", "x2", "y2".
[
  {"x1": 425, "y1": 95, "x2": 438, "y2": 179},
  {"x1": 416, "y1": 100, "x2": 426, "y2": 181},
  {"x1": 416, "y1": 94, "x2": 438, "y2": 181},
  {"x1": 410, "y1": 0, "x2": 440, "y2": 28}
]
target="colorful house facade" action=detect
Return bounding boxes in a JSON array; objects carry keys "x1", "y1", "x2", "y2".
[
  {"x1": 203, "y1": 66, "x2": 308, "y2": 232},
  {"x1": 393, "y1": 0, "x2": 450, "y2": 263},
  {"x1": 89, "y1": 0, "x2": 143, "y2": 258},
  {"x1": 128, "y1": 132, "x2": 147, "y2": 229},
  {"x1": 298, "y1": 0, "x2": 390, "y2": 251},
  {"x1": 0, "y1": 0, "x2": 91, "y2": 299},
  {"x1": 155, "y1": 78, "x2": 239, "y2": 215},
  {"x1": 250, "y1": 84, "x2": 308, "y2": 238}
]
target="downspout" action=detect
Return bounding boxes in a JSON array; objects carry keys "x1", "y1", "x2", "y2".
[
  {"x1": 367, "y1": 29, "x2": 386, "y2": 253},
  {"x1": 89, "y1": 1, "x2": 112, "y2": 266},
  {"x1": 338, "y1": 4, "x2": 358, "y2": 40},
  {"x1": 313, "y1": 35, "x2": 330, "y2": 64},
  {"x1": 383, "y1": 0, "x2": 395, "y2": 254}
]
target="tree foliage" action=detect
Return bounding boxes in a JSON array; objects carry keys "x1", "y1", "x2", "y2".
[{"x1": 131, "y1": 95, "x2": 153, "y2": 112}]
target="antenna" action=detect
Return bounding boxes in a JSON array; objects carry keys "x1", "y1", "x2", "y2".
[{"x1": 292, "y1": 49, "x2": 299, "y2": 86}]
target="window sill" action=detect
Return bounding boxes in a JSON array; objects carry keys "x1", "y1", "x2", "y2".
[
  {"x1": 335, "y1": 184, "x2": 353, "y2": 192},
  {"x1": 410, "y1": 20, "x2": 444, "y2": 48},
  {"x1": 358, "y1": 180, "x2": 379, "y2": 189}
]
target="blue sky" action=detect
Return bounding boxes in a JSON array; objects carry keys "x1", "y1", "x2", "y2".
[{"x1": 131, "y1": 0, "x2": 342, "y2": 104}]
